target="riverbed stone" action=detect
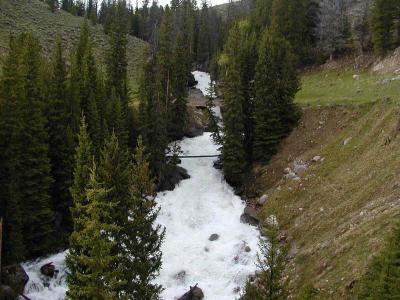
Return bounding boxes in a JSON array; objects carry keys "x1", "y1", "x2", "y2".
[
  {"x1": 40, "y1": 262, "x2": 56, "y2": 278},
  {"x1": 209, "y1": 234, "x2": 219, "y2": 241}
]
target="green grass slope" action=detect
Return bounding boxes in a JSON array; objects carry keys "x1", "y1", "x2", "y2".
[
  {"x1": 0, "y1": 0, "x2": 147, "y2": 82},
  {"x1": 248, "y1": 63, "x2": 400, "y2": 299}
]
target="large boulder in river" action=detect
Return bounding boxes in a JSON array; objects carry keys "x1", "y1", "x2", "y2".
[
  {"x1": 178, "y1": 284, "x2": 204, "y2": 300},
  {"x1": 159, "y1": 166, "x2": 190, "y2": 191},
  {"x1": 40, "y1": 262, "x2": 56, "y2": 277},
  {"x1": 1, "y1": 264, "x2": 29, "y2": 296}
]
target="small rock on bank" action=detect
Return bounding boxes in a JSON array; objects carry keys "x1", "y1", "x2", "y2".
[{"x1": 240, "y1": 206, "x2": 259, "y2": 226}]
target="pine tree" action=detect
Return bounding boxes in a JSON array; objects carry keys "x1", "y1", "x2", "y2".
[
  {"x1": 18, "y1": 33, "x2": 55, "y2": 258},
  {"x1": 220, "y1": 24, "x2": 247, "y2": 185},
  {"x1": 106, "y1": 1, "x2": 131, "y2": 147},
  {"x1": 253, "y1": 27, "x2": 299, "y2": 162},
  {"x1": 67, "y1": 163, "x2": 122, "y2": 299},
  {"x1": 197, "y1": 0, "x2": 211, "y2": 65},
  {"x1": 0, "y1": 35, "x2": 26, "y2": 265},
  {"x1": 66, "y1": 117, "x2": 93, "y2": 295},
  {"x1": 47, "y1": 36, "x2": 75, "y2": 245},
  {"x1": 138, "y1": 55, "x2": 168, "y2": 181},
  {"x1": 122, "y1": 136, "x2": 165, "y2": 299},
  {"x1": 169, "y1": 32, "x2": 189, "y2": 140},
  {"x1": 206, "y1": 81, "x2": 221, "y2": 145},
  {"x1": 257, "y1": 220, "x2": 287, "y2": 300},
  {"x1": 371, "y1": 0, "x2": 396, "y2": 57}
]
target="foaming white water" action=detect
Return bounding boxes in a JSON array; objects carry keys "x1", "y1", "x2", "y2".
[
  {"x1": 23, "y1": 251, "x2": 68, "y2": 299},
  {"x1": 192, "y1": 71, "x2": 212, "y2": 96},
  {"x1": 156, "y1": 133, "x2": 259, "y2": 300}
]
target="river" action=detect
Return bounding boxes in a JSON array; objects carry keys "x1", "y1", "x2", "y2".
[{"x1": 22, "y1": 71, "x2": 259, "y2": 300}]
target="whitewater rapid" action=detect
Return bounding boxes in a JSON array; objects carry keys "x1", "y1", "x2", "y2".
[{"x1": 22, "y1": 72, "x2": 259, "y2": 300}]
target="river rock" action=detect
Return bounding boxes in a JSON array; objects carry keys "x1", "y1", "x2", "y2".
[
  {"x1": 213, "y1": 160, "x2": 222, "y2": 170},
  {"x1": 209, "y1": 234, "x2": 219, "y2": 241},
  {"x1": 178, "y1": 284, "x2": 204, "y2": 300},
  {"x1": 240, "y1": 206, "x2": 259, "y2": 226},
  {"x1": 40, "y1": 262, "x2": 56, "y2": 277},
  {"x1": 159, "y1": 166, "x2": 190, "y2": 191},
  {"x1": 2, "y1": 265, "x2": 29, "y2": 296}
]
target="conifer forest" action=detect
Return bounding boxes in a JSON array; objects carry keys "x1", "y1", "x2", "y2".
[{"x1": 0, "y1": 0, "x2": 400, "y2": 299}]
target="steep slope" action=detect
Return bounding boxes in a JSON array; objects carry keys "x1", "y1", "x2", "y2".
[
  {"x1": 0, "y1": 0, "x2": 147, "y2": 82},
  {"x1": 247, "y1": 99, "x2": 400, "y2": 299}
]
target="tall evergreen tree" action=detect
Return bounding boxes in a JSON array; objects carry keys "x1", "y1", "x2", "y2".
[
  {"x1": 66, "y1": 117, "x2": 94, "y2": 296},
  {"x1": 106, "y1": 1, "x2": 131, "y2": 147},
  {"x1": 253, "y1": 26, "x2": 299, "y2": 162},
  {"x1": 371, "y1": 0, "x2": 396, "y2": 57},
  {"x1": 67, "y1": 163, "x2": 122, "y2": 299},
  {"x1": 122, "y1": 136, "x2": 165, "y2": 299},
  {"x1": 18, "y1": 33, "x2": 55, "y2": 258},
  {"x1": 0, "y1": 35, "x2": 26, "y2": 265},
  {"x1": 47, "y1": 36, "x2": 75, "y2": 244},
  {"x1": 220, "y1": 24, "x2": 247, "y2": 186},
  {"x1": 138, "y1": 57, "x2": 168, "y2": 182},
  {"x1": 169, "y1": 32, "x2": 189, "y2": 140},
  {"x1": 242, "y1": 219, "x2": 287, "y2": 300}
]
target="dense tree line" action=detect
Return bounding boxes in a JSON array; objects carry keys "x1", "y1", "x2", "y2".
[{"x1": 218, "y1": 1, "x2": 300, "y2": 185}]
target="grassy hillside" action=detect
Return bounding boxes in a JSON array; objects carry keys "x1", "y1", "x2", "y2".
[
  {"x1": 249, "y1": 65, "x2": 400, "y2": 298},
  {"x1": 0, "y1": 0, "x2": 147, "y2": 83},
  {"x1": 296, "y1": 70, "x2": 400, "y2": 105}
]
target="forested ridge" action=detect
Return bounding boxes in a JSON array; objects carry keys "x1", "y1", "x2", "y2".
[{"x1": 1, "y1": 0, "x2": 400, "y2": 299}]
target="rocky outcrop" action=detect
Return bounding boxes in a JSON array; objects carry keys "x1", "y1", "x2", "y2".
[
  {"x1": 178, "y1": 284, "x2": 204, "y2": 300},
  {"x1": 158, "y1": 166, "x2": 190, "y2": 191},
  {"x1": 1, "y1": 264, "x2": 29, "y2": 296}
]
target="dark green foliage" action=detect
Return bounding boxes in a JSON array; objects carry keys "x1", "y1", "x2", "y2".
[
  {"x1": 220, "y1": 23, "x2": 247, "y2": 185},
  {"x1": 17, "y1": 33, "x2": 55, "y2": 258},
  {"x1": 356, "y1": 222, "x2": 400, "y2": 299},
  {"x1": 206, "y1": 81, "x2": 221, "y2": 145},
  {"x1": 138, "y1": 57, "x2": 168, "y2": 181},
  {"x1": 0, "y1": 35, "x2": 26, "y2": 265},
  {"x1": 105, "y1": 1, "x2": 131, "y2": 147},
  {"x1": 169, "y1": 32, "x2": 189, "y2": 140},
  {"x1": 47, "y1": 36, "x2": 75, "y2": 244},
  {"x1": 253, "y1": 27, "x2": 299, "y2": 162},
  {"x1": 0, "y1": 33, "x2": 55, "y2": 260},
  {"x1": 371, "y1": 0, "x2": 397, "y2": 57}
]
